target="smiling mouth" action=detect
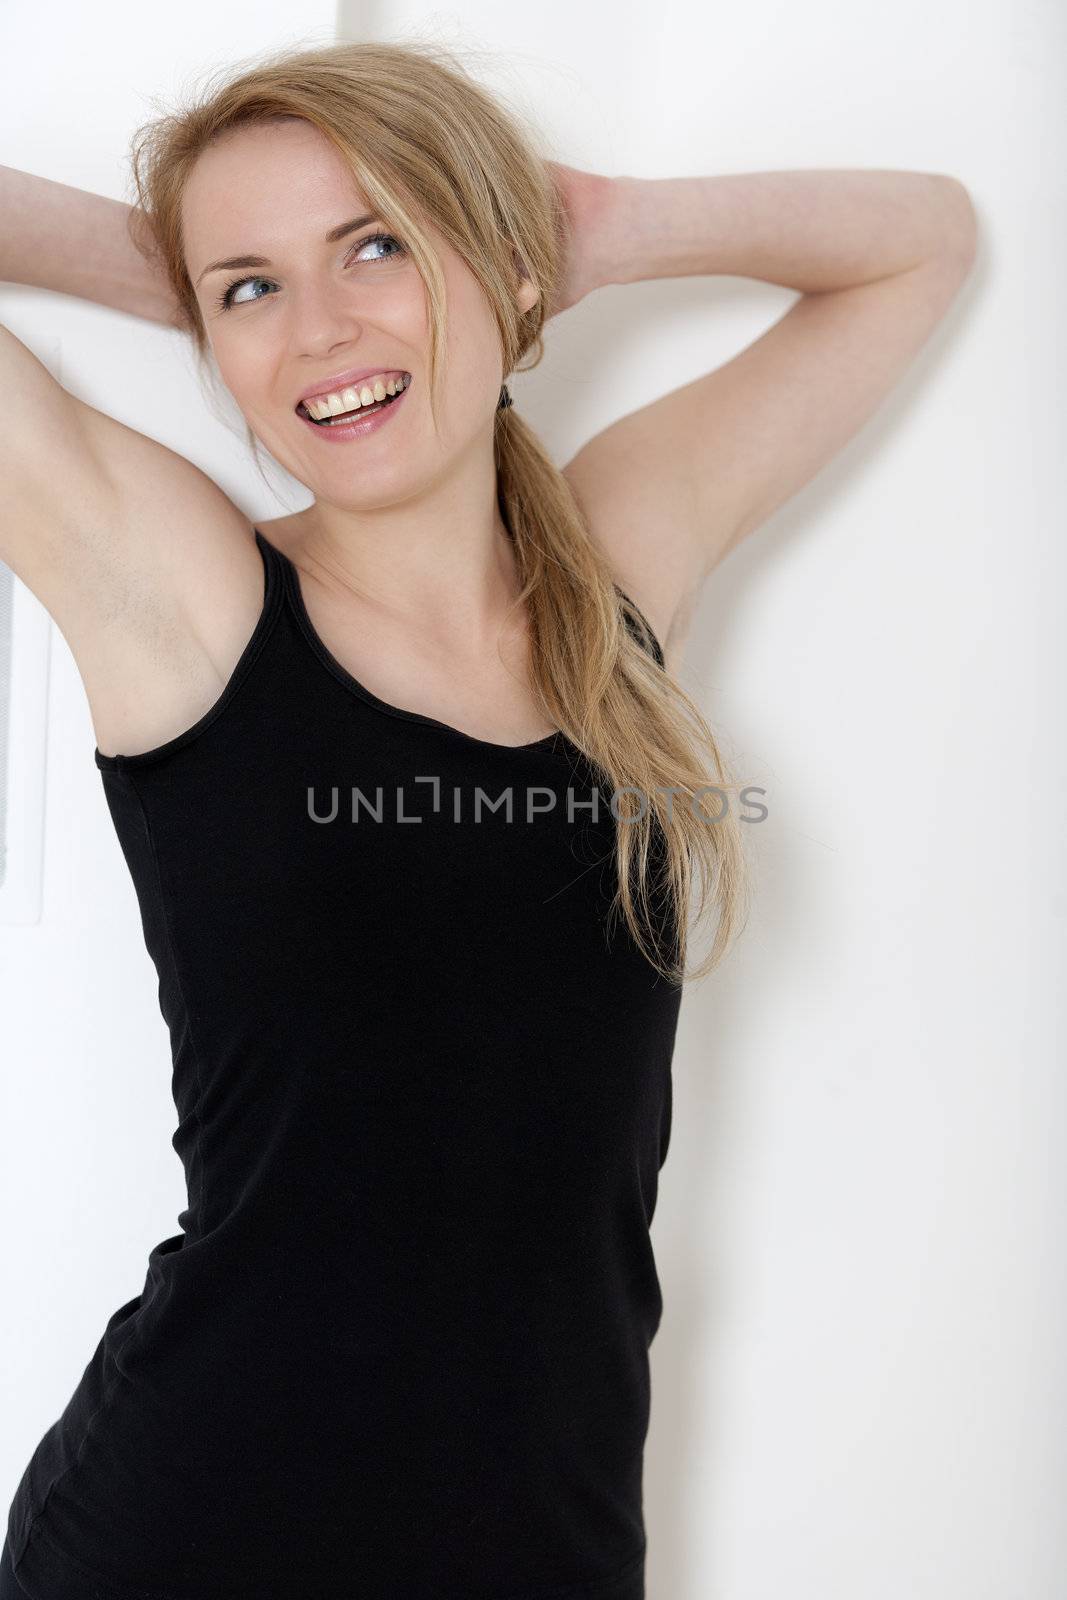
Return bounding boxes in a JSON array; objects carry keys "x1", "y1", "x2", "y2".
[{"x1": 296, "y1": 374, "x2": 412, "y2": 425}]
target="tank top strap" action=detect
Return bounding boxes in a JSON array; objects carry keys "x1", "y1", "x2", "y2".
[
  {"x1": 615, "y1": 585, "x2": 666, "y2": 668},
  {"x1": 253, "y1": 525, "x2": 286, "y2": 589}
]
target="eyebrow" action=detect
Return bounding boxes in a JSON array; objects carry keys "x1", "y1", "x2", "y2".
[{"x1": 194, "y1": 214, "x2": 379, "y2": 288}]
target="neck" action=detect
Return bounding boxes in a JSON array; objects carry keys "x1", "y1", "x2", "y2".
[{"x1": 285, "y1": 474, "x2": 525, "y2": 652}]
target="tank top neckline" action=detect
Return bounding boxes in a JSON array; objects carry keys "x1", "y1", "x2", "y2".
[{"x1": 255, "y1": 526, "x2": 566, "y2": 756}]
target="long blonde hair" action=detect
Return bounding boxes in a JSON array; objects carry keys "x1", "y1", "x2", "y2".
[{"x1": 127, "y1": 37, "x2": 751, "y2": 985}]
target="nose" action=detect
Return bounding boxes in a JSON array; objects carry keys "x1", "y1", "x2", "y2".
[{"x1": 290, "y1": 277, "x2": 365, "y2": 360}]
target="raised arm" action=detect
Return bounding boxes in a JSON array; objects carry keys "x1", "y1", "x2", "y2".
[
  {"x1": 0, "y1": 157, "x2": 235, "y2": 605},
  {"x1": 1, "y1": 163, "x2": 255, "y2": 761},
  {"x1": 550, "y1": 165, "x2": 978, "y2": 668},
  {"x1": 0, "y1": 162, "x2": 180, "y2": 327},
  {"x1": 0, "y1": 159, "x2": 190, "y2": 594}
]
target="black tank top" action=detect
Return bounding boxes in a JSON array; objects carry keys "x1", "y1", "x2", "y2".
[{"x1": 6, "y1": 528, "x2": 682, "y2": 1600}]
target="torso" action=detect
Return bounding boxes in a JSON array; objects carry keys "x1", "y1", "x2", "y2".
[{"x1": 18, "y1": 519, "x2": 682, "y2": 1596}]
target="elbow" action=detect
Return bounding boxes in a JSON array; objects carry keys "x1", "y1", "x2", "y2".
[{"x1": 934, "y1": 175, "x2": 980, "y2": 269}]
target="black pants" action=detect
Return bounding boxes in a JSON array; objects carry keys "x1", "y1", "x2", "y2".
[{"x1": 0, "y1": 1539, "x2": 29, "y2": 1599}]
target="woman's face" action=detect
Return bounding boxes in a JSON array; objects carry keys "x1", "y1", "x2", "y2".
[{"x1": 182, "y1": 116, "x2": 534, "y2": 506}]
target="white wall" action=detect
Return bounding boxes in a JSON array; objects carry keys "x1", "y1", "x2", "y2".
[{"x1": 2, "y1": 3, "x2": 1062, "y2": 1596}]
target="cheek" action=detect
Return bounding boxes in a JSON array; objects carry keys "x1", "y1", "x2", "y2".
[
  {"x1": 212, "y1": 346, "x2": 274, "y2": 418},
  {"x1": 441, "y1": 291, "x2": 503, "y2": 398}
]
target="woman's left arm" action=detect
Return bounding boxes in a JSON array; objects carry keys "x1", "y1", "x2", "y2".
[
  {"x1": 545, "y1": 164, "x2": 979, "y2": 663},
  {"x1": 547, "y1": 164, "x2": 977, "y2": 311}
]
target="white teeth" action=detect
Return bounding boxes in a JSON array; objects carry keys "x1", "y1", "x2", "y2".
[{"x1": 303, "y1": 373, "x2": 409, "y2": 421}]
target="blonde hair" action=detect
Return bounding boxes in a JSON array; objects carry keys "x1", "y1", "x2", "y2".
[{"x1": 127, "y1": 37, "x2": 751, "y2": 984}]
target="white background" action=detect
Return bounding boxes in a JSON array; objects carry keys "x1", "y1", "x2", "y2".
[{"x1": 0, "y1": 3, "x2": 1062, "y2": 1596}]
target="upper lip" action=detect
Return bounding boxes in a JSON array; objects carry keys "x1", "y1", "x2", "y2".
[{"x1": 295, "y1": 367, "x2": 410, "y2": 410}]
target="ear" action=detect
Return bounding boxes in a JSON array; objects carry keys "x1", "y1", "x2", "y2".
[{"x1": 512, "y1": 245, "x2": 540, "y2": 314}]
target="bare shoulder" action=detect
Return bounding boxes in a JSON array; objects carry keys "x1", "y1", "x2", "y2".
[
  {"x1": 0, "y1": 323, "x2": 269, "y2": 760},
  {"x1": 52, "y1": 410, "x2": 265, "y2": 762}
]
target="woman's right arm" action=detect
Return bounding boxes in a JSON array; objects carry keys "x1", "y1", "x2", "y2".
[
  {"x1": 1, "y1": 161, "x2": 192, "y2": 608},
  {"x1": 1, "y1": 165, "x2": 256, "y2": 755},
  {"x1": 0, "y1": 162, "x2": 180, "y2": 327}
]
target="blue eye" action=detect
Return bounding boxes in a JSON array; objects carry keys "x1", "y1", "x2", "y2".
[{"x1": 215, "y1": 231, "x2": 406, "y2": 313}]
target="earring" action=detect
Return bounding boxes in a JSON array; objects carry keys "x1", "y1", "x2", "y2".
[{"x1": 498, "y1": 384, "x2": 514, "y2": 410}]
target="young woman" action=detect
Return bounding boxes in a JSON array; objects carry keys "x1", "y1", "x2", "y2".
[{"x1": 0, "y1": 38, "x2": 976, "y2": 1600}]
